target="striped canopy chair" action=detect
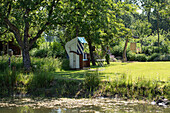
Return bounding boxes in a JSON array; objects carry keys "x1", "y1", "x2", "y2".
[{"x1": 65, "y1": 37, "x2": 90, "y2": 69}]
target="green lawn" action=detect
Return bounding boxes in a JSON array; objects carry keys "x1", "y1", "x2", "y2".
[
  {"x1": 100, "y1": 62, "x2": 170, "y2": 81},
  {"x1": 54, "y1": 62, "x2": 170, "y2": 82}
]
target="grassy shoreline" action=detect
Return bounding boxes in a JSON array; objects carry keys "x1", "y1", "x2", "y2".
[
  {"x1": 0, "y1": 72, "x2": 169, "y2": 101},
  {"x1": 0, "y1": 56, "x2": 169, "y2": 101}
]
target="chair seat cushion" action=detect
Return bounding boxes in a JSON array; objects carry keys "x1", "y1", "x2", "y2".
[{"x1": 83, "y1": 59, "x2": 88, "y2": 61}]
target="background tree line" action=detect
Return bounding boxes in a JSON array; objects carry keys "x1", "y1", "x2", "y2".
[{"x1": 0, "y1": 0, "x2": 169, "y2": 71}]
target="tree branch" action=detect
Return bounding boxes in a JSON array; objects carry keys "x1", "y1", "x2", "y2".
[
  {"x1": 4, "y1": 18, "x2": 23, "y2": 48},
  {"x1": 29, "y1": 0, "x2": 58, "y2": 48}
]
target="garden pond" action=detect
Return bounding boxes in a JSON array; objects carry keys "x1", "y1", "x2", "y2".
[{"x1": 0, "y1": 98, "x2": 169, "y2": 113}]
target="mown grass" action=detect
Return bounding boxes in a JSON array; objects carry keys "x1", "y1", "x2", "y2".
[
  {"x1": 100, "y1": 62, "x2": 170, "y2": 82},
  {"x1": 54, "y1": 62, "x2": 170, "y2": 82}
]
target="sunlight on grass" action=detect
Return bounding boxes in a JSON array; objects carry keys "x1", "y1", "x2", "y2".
[
  {"x1": 54, "y1": 62, "x2": 170, "y2": 82},
  {"x1": 100, "y1": 62, "x2": 170, "y2": 81}
]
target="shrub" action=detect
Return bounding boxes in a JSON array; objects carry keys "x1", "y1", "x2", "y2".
[
  {"x1": 50, "y1": 42, "x2": 65, "y2": 58},
  {"x1": 111, "y1": 45, "x2": 124, "y2": 57},
  {"x1": 148, "y1": 53, "x2": 161, "y2": 61},
  {"x1": 135, "y1": 54, "x2": 148, "y2": 62},
  {"x1": 127, "y1": 51, "x2": 136, "y2": 61},
  {"x1": 31, "y1": 42, "x2": 66, "y2": 58},
  {"x1": 142, "y1": 46, "x2": 155, "y2": 55},
  {"x1": 127, "y1": 52, "x2": 148, "y2": 62},
  {"x1": 153, "y1": 54, "x2": 170, "y2": 61},
  {"x1": 84, "y1": 71, "x2": 101, "y2": 90},
  {"x1": 54, "y1": 79, "x2": 82, "y2": 97},
  {"x1": 33, "y1": 48, "x2": 49, "y2": 58},
  {"x1": 31, "y1": 57, "x2": 60, "y2": 72},
  {"x1": 60, "y1": 59, "x2": 70, "y2": 70},
  {"x1": 27, "y1": 71, "x2": 55, "y2": 96},
  {"x1": 0, "y1": 56, "x2": 23, "y2": 72}
]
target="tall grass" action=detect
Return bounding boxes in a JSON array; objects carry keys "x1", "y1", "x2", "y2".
[
  {"x1": 100, "y1": 73, "x2": 169, "y2": 100},
  {"x1": 0, "y1": 56, "x2": 61, "y2": 72},
  {"x1": 0, "y1": 68, "x2": 18, "y2": 97},
  {"x1": 0, "y1": 56, "x2": 61, "y2": 97},
  {"x1": 27, "y1": 71, "x2": 55, "y2": 96},
  {"x1": 0, "y1": 56, "x2": 169, "y2": 99},
  {"x1": 84, "y1": 71, "x2": 101, "y2": 90}
]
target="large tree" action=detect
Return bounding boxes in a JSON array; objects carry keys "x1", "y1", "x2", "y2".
[
  {"x1": 58, "y1": 0, "x2": 135, "y2": 65},
  {"x1": 131, "y1": 19, "x2": 152, "y2": 49},
  {"x1": 137, "y1": 0, "x2": 170, "y2": 51},
  {"x1": 0, "y1": 0, "x2": 65, "y2": 71}
]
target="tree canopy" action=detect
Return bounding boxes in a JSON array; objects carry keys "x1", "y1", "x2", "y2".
[{"x1": 0, "y1": 0, "x2": 169, "y2": 70}]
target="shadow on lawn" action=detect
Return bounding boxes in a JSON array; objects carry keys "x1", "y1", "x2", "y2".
[
  {"x1": 51, "y1": 62, "x2": 131, "y2": 80},
  {"x1": 51, "y1": 71, "x2": 86, "y2": 80}
]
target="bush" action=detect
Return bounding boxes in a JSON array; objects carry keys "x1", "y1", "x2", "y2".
[
  {"x1": 142, "y1": 46, "x2": 156, "y2": 55},
  {"x1": 153, "y1": 54, "x2": 170, "y2": 61},
  {"x1": 31, "y1": 57, "x2": 61, "y2": 72},
  {"x1": 127, "y1": 52, "x2": 147, "y2": 62},
  {"x1": 135, "y1": 54, "x2": 148, "y2": 62},
  {"x1": 27, "y1": 71, "x2": 55, "y2": 96},
  {"x1": 60, "y1": 59, "x2": 70, "y2": 70},
  {"x1": 0, "y1": 56, "x2": 23, "y2": 72},
  {"x1": 50, "y1": 42, "x2": 65, "y2": 58},
  {"x1": 84, "y1": 71, "x2": 101, "y2": 90},
  {"x1": 31, "y1": 42, "x2": 66, "y2": 58},
  {"x1": 148, "y1": 53, "x2": 161, "y2": 61},
  {"x1": 33, "y1": 48, "x2": 49, "y2": 58},
  {"x1": 111, "y1": 45, "x2": 124, "y2": 57},
  {"x1": 127, "y1": 51, "x2": 136, "y2": 61}
]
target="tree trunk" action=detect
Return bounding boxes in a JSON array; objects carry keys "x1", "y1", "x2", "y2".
[
  {"x1": 88, "y1": 40, "x2": 96, "y2": 66},
  {"x1": 140, "y1": 39, "x2": 143, "y2": 53},
  {"x1": 157, "y1": 9, "x2": 160, "y2": 53},
  {"x1": 22, "y1": 48, "x2": 31, "y2": 71},
  {"x1": 147, "y1": 9, "x2": 151, "y2": 22},
  {"x1": 122, "y1": 38, "x2": 128, "y2": 62}
]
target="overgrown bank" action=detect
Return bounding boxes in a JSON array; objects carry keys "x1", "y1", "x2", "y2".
[
  {"x1": 0, "y1": 56, "x2": 169, "y2": 101},
  {"x1": 0, "y1": 69, "x2": 169, "y2": 101}
]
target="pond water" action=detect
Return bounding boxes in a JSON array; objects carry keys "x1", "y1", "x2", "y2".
[
  {"x1": 0, "y1": 104, "x2": 170, "y2": 113},
  {"x1": 0, "y1": 98, "x2": 169, "y2": 113}
]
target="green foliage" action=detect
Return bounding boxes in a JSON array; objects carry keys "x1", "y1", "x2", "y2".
[
  {"x1": 152, "y1": 54, "x2": 170, "y2": 61},
  {"x1": 54, "y1": 79, "x2": 81, "y2": 98},
  {"x1": 135, "y1": 54, "x2": 148, "y2": 62},
  {"x1": 101, "y1": 74, "x2": 169, "y2": 100},
  {"x1": 30, "y1": 42, "x2": 65, "y2": 58},
  {"x1": 148, "y1": 53, "x2": 161, "y2": 61},
  {"x1": 142, "y1": 30, "x2": 170, "y2": 54},
  {"x1": 84, "y1": 71, "x2": 101, "y2": 90},
  {"x1": 131, "y1": 19, "x2": 152, "y2": 39},
  {"x1": 0, "y1": 56, "x2": 61, "y2": 72},
  {"x1": 31, "y1": 57, "x2": 60, "y2": 72},
  {"x1": 111, "y1": 44, "x2": 124, "y2": 57},
  {"x1": 127, "y1": 52, "x2": 170, "y2": 62},
  {"x1": 33, "y1": 48, "x2": 49, "y2": 58},
  {"x1": 0, "y1": 69, "x2": 18, "y2": 97},
  {"x1": 49, "y1": 41, "x2": 65, "y2": 58},
  {"x1": 127, "y1": 51, "x2": 136, "y2": 61},
  {"x1": 0, "y1": 56, "x2": 23, "y2": 72},
  {"x1": 28, "y1": 71, "x2": 54, "y2": 92},
  {"x1": 60, "y1": 59, "x2": 70, "y2": 71}
]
